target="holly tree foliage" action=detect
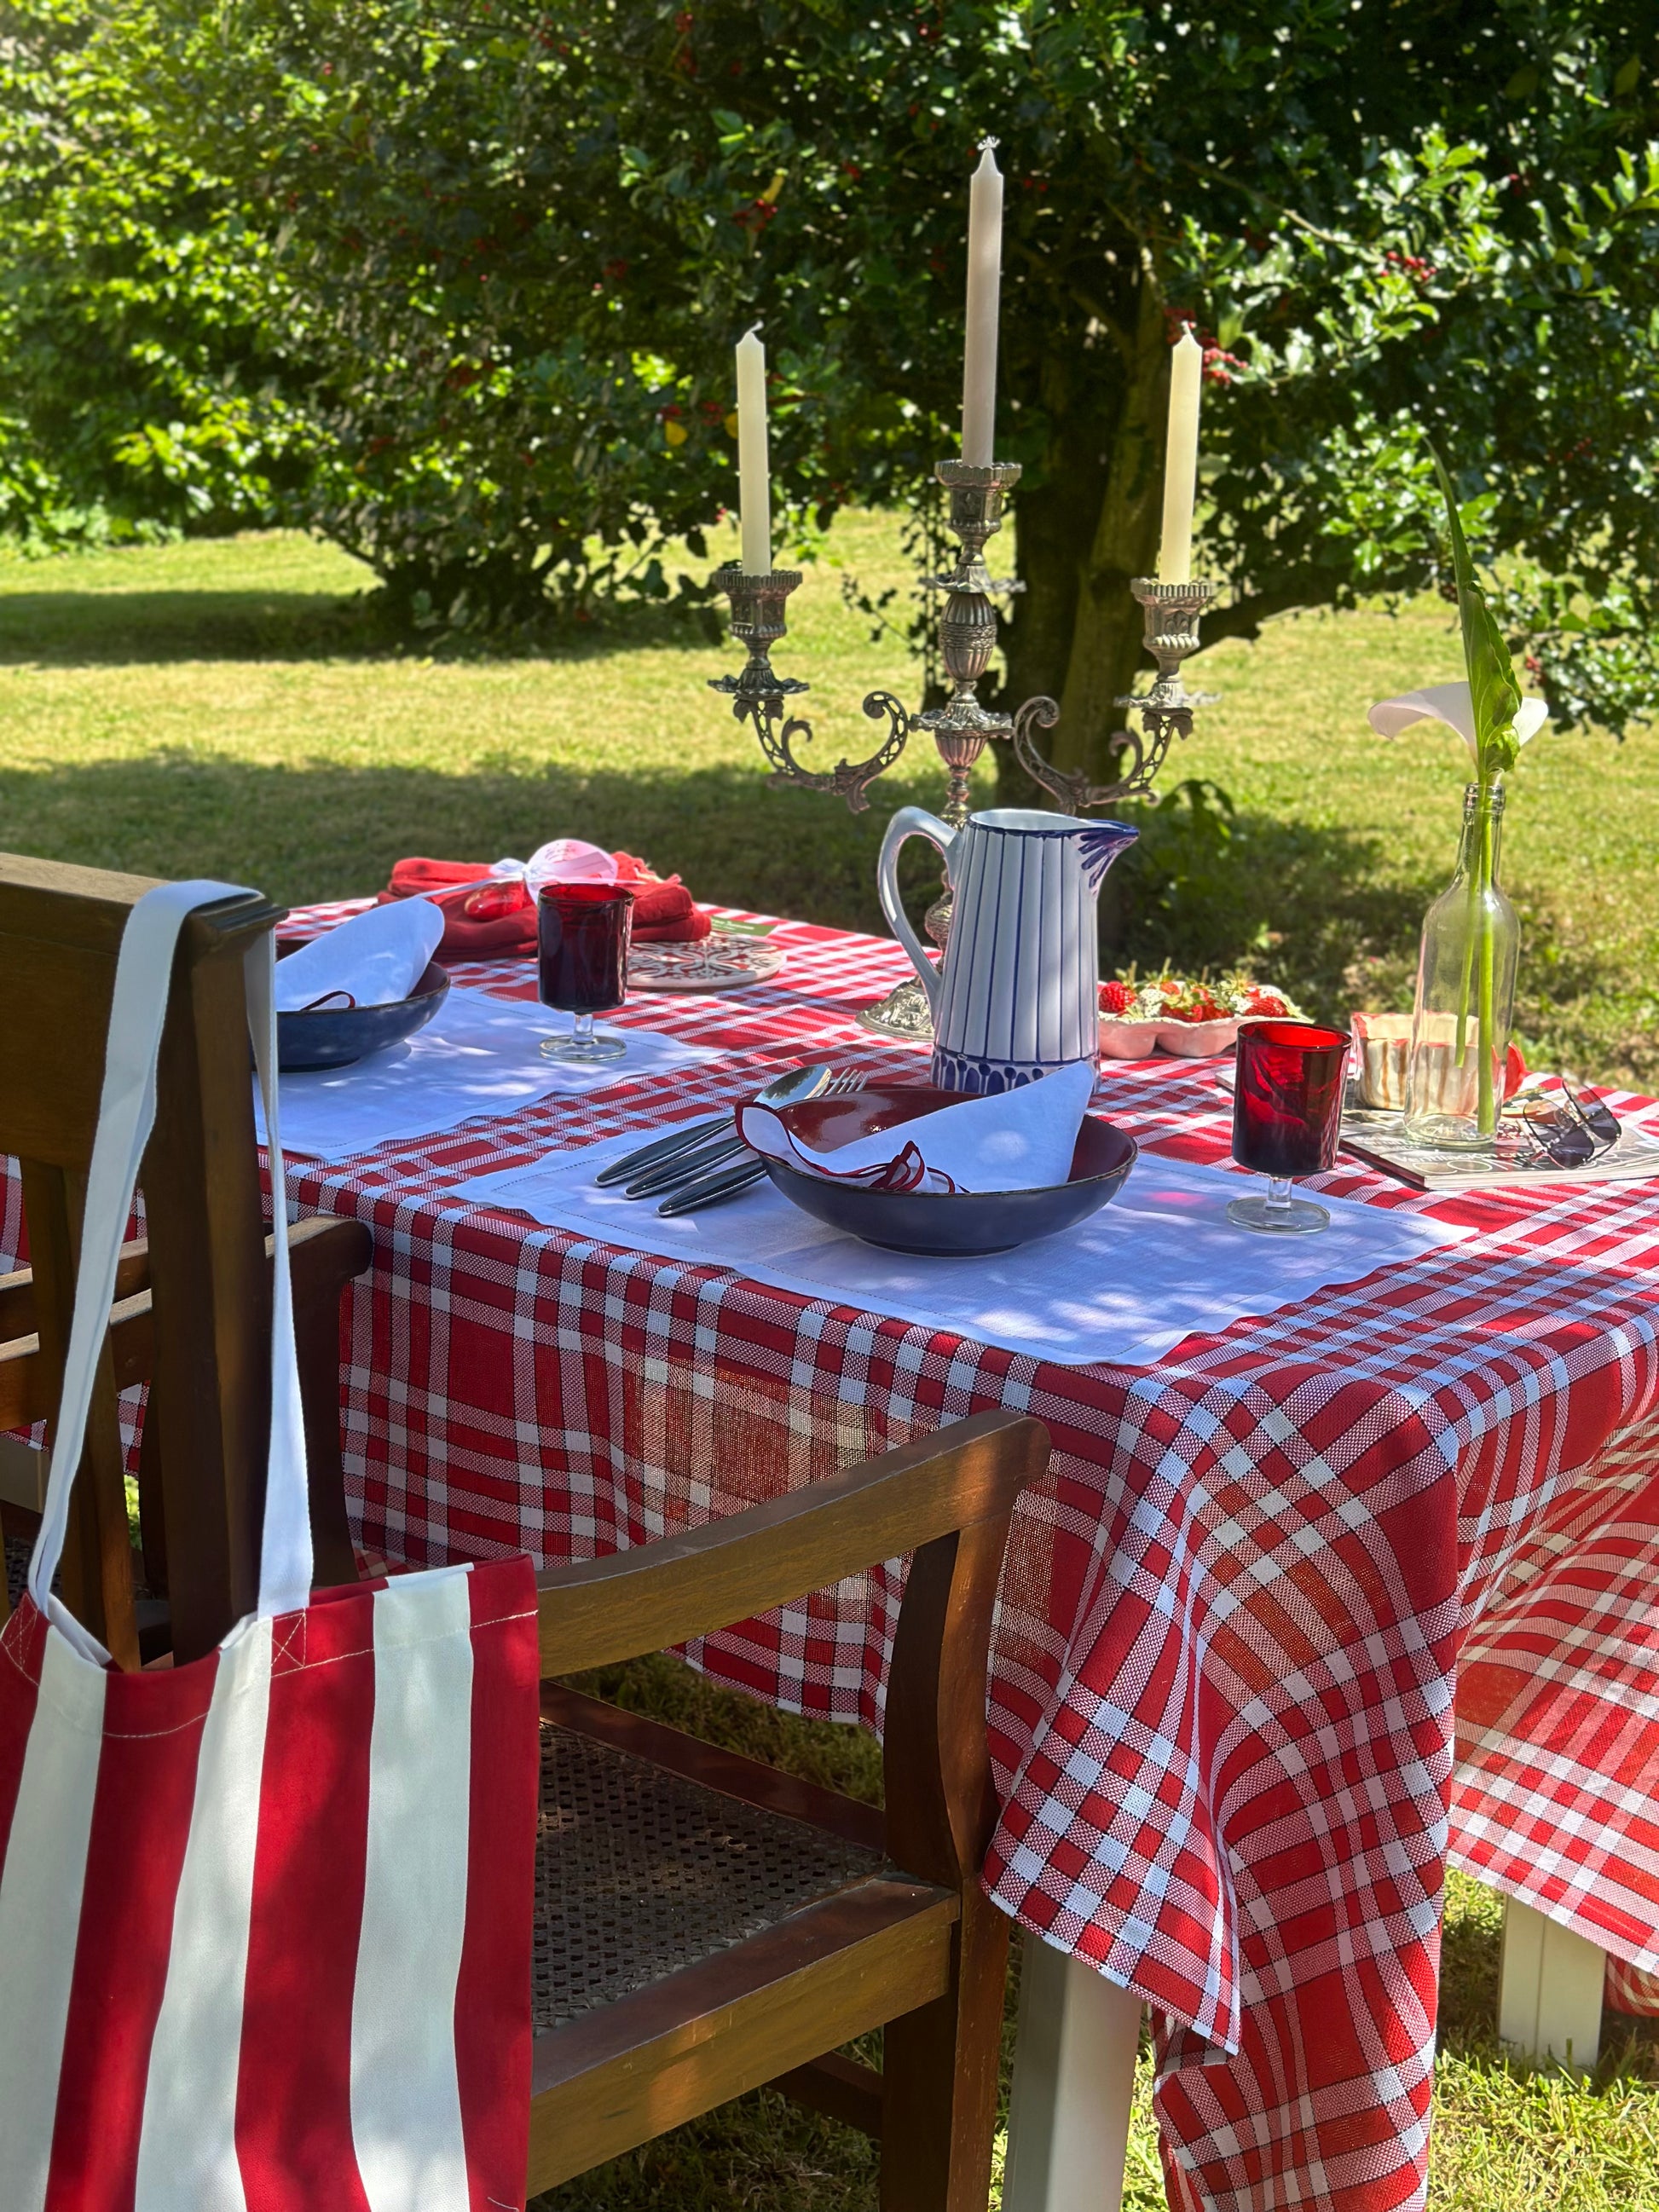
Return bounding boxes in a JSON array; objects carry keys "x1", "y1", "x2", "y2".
[{"x1": 1, "y1": 0, "x2": 1656, "y2": 776}]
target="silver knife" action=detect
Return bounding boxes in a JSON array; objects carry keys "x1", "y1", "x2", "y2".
[
  {"x1": 623, "y1": 1130, "x2": 748, "y2": 1198},
  {"x1": 594, "y1": 1112, "x2": 728, "y2": 1187},
  {"x1": 656, "y1": 1156, "x2": 770, "y2": 1216},
  {"x1": 596, "y1": 1063, "x2": 832, "y2": 1188}
]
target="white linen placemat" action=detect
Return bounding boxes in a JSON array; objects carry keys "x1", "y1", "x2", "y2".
[
  {"x1": 443, "y1": 1129, "x2": 1469, "y2": 1368},
  {"x1": 261, "y1": 986, "x2": 723, "y2": 1162}
]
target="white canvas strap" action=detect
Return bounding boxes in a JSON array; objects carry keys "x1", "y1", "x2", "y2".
[{"x1": 29, "y1": 881, "x2": 312, "y2": 1660}]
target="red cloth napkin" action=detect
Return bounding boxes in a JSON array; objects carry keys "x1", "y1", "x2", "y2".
[{"x1": 381, "y1": 855, "x2": 711, "y2": 957}]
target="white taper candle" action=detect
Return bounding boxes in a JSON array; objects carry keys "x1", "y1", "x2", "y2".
[
  {"x1": 1158, "y1": 326, "x2": 1204, "y2": 584},
  {"x1": 735, "y1": 326, "x2": 772, "y2": 575},
  {"x1": 961, "y1": 141, "x2": 1003, "y2": 469}
]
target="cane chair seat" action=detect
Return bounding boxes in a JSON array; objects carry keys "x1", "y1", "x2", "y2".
[
  {"x1": 523, "y1": 1682, "x2": 974, "y2": 2192},
  {"x1": 535, "y1": 1720, "x2": 891, "y2": 2031}
]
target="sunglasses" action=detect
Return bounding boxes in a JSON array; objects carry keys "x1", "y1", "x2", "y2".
[{"x1": 1502, "y1": 1083, "x2": 1621, "y2": 1170}]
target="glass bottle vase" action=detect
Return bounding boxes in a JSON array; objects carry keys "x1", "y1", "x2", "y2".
[{"x1": 1403, "y1": 783, "x2": 1520, "y2": 1151}]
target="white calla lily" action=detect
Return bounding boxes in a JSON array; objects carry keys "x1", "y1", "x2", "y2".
[{"x1": 1367, "y1": 680, "x2": 1549, "y2": 758}]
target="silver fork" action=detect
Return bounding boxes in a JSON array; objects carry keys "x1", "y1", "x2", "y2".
[
  {"x1": 632, "y1": 1067, "x2": 863, "y2": 1198},
  {"x1": 656, "y1": 1071, "x2": 867, "y2": 1216}
]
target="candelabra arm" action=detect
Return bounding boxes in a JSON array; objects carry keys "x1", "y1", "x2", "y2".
[
  {"x1": 751, "y1": 689, "x2": 911, "y2": 814},
  {"x1": 1012, "y1": 577, "x2": 1220, "y2": 810},
  {"x1": 709, "y1": 563, "x2": 915, "y2": 814}
]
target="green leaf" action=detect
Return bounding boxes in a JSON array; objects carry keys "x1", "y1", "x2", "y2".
[{"x1": 1430, "y1": 444, "x2": 1522, "y2": 781}]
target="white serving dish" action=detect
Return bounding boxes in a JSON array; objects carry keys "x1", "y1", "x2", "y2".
[{"x1": 1098, "y1": 1014, "x2": 1243, "y2": 1060}]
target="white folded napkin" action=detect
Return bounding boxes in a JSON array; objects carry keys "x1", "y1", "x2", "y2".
[
  {"x1": 274, "y1": 897, "x2": 446, "y2": 1013},
  {"x1": 1367, "y1": 679, "x2": 1550, "y2": 755},
  {"x1": 737, "y1": 1060, "x2": 1095, "y2": 1194}
]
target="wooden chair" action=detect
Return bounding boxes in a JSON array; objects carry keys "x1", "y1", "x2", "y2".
[
  {"x1": 0, "y1": 852, "x2": 370, "y2": 1663},
  {"x1": 8, "y1": 852, "x2": 1049, "y2": 2205},
  {"x1": 529, "y1": 1405, "x2": 1048, "y2": 2209}
]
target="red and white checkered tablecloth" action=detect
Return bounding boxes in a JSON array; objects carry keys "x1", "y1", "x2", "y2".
[{"x1": 9, "y1": 898, "x2": 1659, "y2": 2211}]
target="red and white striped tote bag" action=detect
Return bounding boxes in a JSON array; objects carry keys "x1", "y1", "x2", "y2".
[{"x1": 0, "y1": 881, "x2": 541, "y2": 2210}]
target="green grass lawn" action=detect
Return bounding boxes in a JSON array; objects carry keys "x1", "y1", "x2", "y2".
[
  {"x1": 2, "y1": 515, "x2": 1656, "y2": 1085},
  {"x1": 3, "y1": 523, "x2": 1657, "y2": 2207}
]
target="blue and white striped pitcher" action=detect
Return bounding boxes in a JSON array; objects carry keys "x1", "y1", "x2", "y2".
[{"x1": 877, "y1": 806, "x2": 1138, "y2": 1095}]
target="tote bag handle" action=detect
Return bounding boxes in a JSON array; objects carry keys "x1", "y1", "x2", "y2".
[{"x1": 28, "y1": 881, "x2": 312, "y2": 1662}]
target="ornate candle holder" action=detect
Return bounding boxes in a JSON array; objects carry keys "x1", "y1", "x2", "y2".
[
  {"x1": 708, "y1": 458, "x2": 1217, "y2": 1039},
  {"x1": 706, "y1": 567, "x2": 913, "y2": 812},
  {"x1": 1010, "y1": 577, "x2": 1220, "y2": 813}
]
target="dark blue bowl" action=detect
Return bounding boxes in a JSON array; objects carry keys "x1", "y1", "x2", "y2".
[
  {"x1": 275, "y1": 960, "x2": 451, "y2": 1072},
  {"x1": 760, "y1": 1083, "x2": 1137, "y2": 1256}
]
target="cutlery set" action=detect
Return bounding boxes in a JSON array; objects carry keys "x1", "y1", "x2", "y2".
[{"x1": 598, "y1": 1066, "x2": 866, "y2": 1215}]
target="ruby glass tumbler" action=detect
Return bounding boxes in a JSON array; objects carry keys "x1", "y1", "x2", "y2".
[
  {"x1": 536, "y1": 881, "x2": 636, "y2": 1063},
  {"x1": 1228, "y1": 1019, "x2": 1351, "y2": 1234}
]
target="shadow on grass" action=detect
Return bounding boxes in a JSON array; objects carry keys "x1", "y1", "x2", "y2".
[
  {"x1": 0, "y1": 752, "x2": 923, "y2": 930},
  {"x1": 1109, "y1": 801, "x2": 1439, "y2": 1025},
  {"x1": 0, "y1": 584, "x2": 715, "y2": 668},
  {"x1": 0, "y1": 751, "x2": 1450, "y2": 1012}
]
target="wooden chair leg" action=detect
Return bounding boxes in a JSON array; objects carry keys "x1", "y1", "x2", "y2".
[
  {"x1": 20, "y1": 1161, "x2": 138, "y2": 1667},
  {"x1": 879, "y1": 1888, "x2": 1009, "y2": 2212},
  {"x1": 290, "y1": 1220, "x2": 371, "y2": 1589}
]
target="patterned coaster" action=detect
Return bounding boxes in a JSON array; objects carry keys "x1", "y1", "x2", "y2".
[{"x1": 627, "y1": 933, "x2": 785, "y2": 993}]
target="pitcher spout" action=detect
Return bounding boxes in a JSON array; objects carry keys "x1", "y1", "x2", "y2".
[{"x1": 1077, "y1": 818, "x2": 1139, "y2": 887}]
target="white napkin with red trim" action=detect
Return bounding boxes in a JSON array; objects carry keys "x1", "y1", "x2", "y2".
[
  {"x1": 737, "y1": 1061, "x2": 1095, "y2": 1194},
  {"x1": 275, "y1": 897, "x2": 445, "y2": 1013}
]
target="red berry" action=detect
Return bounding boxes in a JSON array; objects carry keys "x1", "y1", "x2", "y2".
[{"x1": 1100, "y1": 980, "x2": 1136, "y2": 1014}]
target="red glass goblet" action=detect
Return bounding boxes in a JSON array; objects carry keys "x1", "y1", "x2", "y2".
[
  {"x1": 537, "y1": 882, "x2": 636, "y2": 1063},
  {"x1": 1228, "y1": 1019, "x2": 1351, "y2": 1234}
]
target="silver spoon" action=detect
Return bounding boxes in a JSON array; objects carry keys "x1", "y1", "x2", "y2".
[
  {"x1": 657, "y1": 1071, "x2": 867, "y2": 1216},
  {"x1": 624, "y1": 1063, "x2": 840, "y2": 1196},
  {"x1": 596, "y1": 1064, "x2": 833, "y2": 1189}
]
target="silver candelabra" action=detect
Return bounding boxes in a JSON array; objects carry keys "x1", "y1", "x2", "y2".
[{"x1": 708, "y1": 454, "x2": 1217, "y2": 1038}]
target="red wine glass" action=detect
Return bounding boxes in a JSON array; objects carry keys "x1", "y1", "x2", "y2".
[
  {"x1": 537, "y1": 882, "x2": 635, "y2": 1063},
  {"x1": 1228, "y1": 1019, "x2": 1351, "y2": 1234}
]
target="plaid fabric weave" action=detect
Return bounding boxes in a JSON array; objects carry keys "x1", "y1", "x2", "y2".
[{"x1": 9, "y1": 899, "x2": 1659, "y2": 2210}]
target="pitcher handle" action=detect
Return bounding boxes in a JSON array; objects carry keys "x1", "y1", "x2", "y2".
[{"x1": 876, "y1": 805, "x2": 954, "y2": 1014}]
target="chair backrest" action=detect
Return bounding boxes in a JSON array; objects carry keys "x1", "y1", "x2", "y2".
[{"x1": 0, "y1": 852, "x2": 281, "y2": 1664}]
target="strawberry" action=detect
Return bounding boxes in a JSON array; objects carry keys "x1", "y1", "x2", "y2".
[{"x1": 1099, "y1": 979, "x2": 1136, "y2": 1014}]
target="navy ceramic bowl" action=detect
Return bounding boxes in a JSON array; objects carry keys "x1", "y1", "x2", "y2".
[
  {"x1": 760, "y1": 1083, "x2": 1137, "y2": 1256},
  {"x1": 275, "y1": 959, "x2": 451, "y2": 1072}
]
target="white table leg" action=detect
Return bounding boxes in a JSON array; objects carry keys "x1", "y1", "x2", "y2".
[
  {"x1": 1497, "y1": 1897, "x2": 1604, "y2": 2071},
  {"x1": 1003, "y1": 1934, "x2": 1142, "y2": 2212}
]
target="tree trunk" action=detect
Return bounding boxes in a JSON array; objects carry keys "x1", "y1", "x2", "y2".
[{"x1": 996, "y1": 263, "x2": 1171, "y2": 801}]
